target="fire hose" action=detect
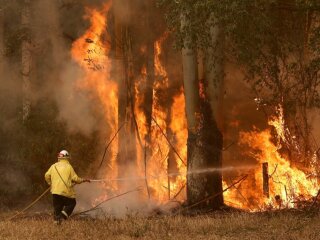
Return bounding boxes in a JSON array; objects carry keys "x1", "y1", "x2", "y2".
[
  {"x1": 89, "y1": 165, "x2": 257, "y2": 183},
  {"x1": 6, "y1": 165, "x2": 258, "y2": 221},
  {"x1": 6, "y1": 182, "x2": 141, "y2": 221},
  {"x1": 6, "y1": 187, "x2": 51, "y2": 221},
  {"x1": 4, "y1": 172, "x2": 184, "y2": 221}
]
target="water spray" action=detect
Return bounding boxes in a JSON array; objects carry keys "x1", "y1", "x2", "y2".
[{"x1": 90, "y1": 165, "x2": 257, "y2": 183}]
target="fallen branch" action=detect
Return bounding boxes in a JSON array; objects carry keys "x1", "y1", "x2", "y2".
[
  {"x1": 7, "y1": 187, "x2": 50, "y2": 221},
  {"x1": 227, "y1": 177, "x2": 254, "y2": 212},
  {"x1": 72, "y1": 187, "x2": 142, "y2": 217},
  {"x1": 151, "y1": 116, "x2": 186, "y2": 166},
  {"x1": 269, "y1": 164, "x2": 278, "y2": 178},
  {"x1": 180, "y1": 175, "x2": 248, "y2": 212},
  {"x1": 172, "y1": 184, "x2": 186, "y2": 200}
]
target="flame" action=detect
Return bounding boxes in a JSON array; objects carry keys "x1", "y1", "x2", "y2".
[
  {"x1": 133, "y1": 33, "x2": 187, "y2": 202},
  {"x1": 169, "y1": 92, "x2": 187, "y2": 200},
  {"x1": 224, "y1": 109, "x2": 319, "y2": 210},
  {"x1": 71, "y1": 2, "x2": 118, "y2": 185},
  {"x1": 72, "y1": 2, "x2": 188, "y2": 205},
  {"x1": 71, "y1": 2, "x2": 117, "y2": 125},
  {"x1": 70, "y1": 2, "x2": 318, "y2": 211},
  {"x1": 146, "y1": 35, "x2": 170, "y2": 201}
]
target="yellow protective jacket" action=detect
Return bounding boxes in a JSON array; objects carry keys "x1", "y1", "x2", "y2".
[{"x1": 45, "y1": 159, "x2": 84, "y2": 198}]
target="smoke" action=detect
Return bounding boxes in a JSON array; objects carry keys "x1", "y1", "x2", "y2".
[
  {"x1": 31, "y1": 0, "x2": 101, "y2": 135},
  {"x1": 75, "y1": 160, "x2": 166, "y2": 218},
  {"x1": 75, "y1": 184, "x2": 146, "y2": 218},
  {"x1": 0, "y1": 0, "x2": 108, "y2": 208},
  {"x1": 0, "y1": 60, "x2": 32, "y2": 209}
]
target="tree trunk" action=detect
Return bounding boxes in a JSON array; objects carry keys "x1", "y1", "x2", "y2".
[
  {"x1": 206, "y1": 21, "x2": 224, "y2": 131},
  {"x1": 144, "y1": 1, "x2": 155, "y2": 145},
  {"x1": 115, "y1": 1, "x2": 137, "y2": 179},
  {"x1": 204, "y1": 16, "x2": 224, "y2": 208},
  {"x1": 21, "y1": 0, "x2": 32, "y2": 122},
  {"x1": 114, "y1": 0, "x2": 128, "y2": 175},
  {"x1": 181, "y1": 13, "x2": 206, "y2": 206},
  {"x1": 182, "y1": 13, "x2": 224, "y2": 209},
  {"x1": 181, "y1": 15, "x2": 199, "y2": 134}
]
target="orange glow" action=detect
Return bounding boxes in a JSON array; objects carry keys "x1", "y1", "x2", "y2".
[
  {"x1": 169, "y1": 92, "x2": 187, "y2": 200},
  {"x1": 224, "y1": 110, "x2": 318, "y2": 210},
  {"x1": 71, "y1": 2, "x2": 118, "y2": 186},
  {"x1": 72, "y1": 2, "x2": 187, "y2": 204},
  {"x1": 71, "y1": 2, "x2": 318, "y2": 210},
  {"x1": 133, "y1": 33, "x2": 187, "y2": 202}
]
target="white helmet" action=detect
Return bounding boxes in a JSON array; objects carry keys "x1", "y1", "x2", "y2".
[{"x1": 58, "y1": 150, "x2": 70, "y2": 159}]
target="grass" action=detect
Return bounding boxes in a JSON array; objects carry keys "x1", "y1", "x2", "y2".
[{"x1": 0, "y1": 211, "x2": 319, "y2": 240}]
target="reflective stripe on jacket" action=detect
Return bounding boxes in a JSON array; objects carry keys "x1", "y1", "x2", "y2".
[{"x1": 44, "y1": 159, "x2": 83, "y2": 198}]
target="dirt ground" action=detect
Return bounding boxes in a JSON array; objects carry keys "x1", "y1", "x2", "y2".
[{"x1": 0, "y1": 211, "x2": 319, "y2": 240}]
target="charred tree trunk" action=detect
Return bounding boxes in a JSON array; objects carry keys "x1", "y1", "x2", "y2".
[
  {"x1": 198, "y1": 90, "x2": 224, "y2": 209},
  {"x1": 125, "y1": 27, "x2": 138, "y2": 163},
  {"x1": 144, "y1": 39, "x2": 154, "y2": 144},
  {"x1": 144, "y1": 1, "x2": 155, "y2": 146},
  {"x1": 21, "y1": 0, "x2": 32, "y2": 122},
  {"x1": 262, "y1": 162, "x2": 270, "y2": 198},
  {"x1": 115, "y1": 1, "x2": 137, "y2": 179},
  {"x1": 114, "y1": 1, "x2": 128, "y2": 175}
]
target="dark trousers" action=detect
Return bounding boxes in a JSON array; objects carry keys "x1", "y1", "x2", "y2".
[{"x1": 52, "y1": 194, "x2": 76, "y2": 220}]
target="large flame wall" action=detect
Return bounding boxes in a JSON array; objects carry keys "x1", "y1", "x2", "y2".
[{"x1": 70, "y1": 2, "x2": 319, "y2": 211}]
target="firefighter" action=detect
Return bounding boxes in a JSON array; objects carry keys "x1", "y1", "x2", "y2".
[{"x1": 45, "y1": 150, "x2": 90, "y2": 224}]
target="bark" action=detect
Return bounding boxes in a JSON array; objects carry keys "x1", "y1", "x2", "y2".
[
  {"x1": 204, "y1": 15, "x2": 225, "y2": 208},
  {"x1": 181, "y1": 14, "x2": 199, "y2": 133},
  {"x1": 21, "y1": 0, "x2": 32, "y2": 122},
  {"x1": 181, "y1": 13, "x2": 206, "y2": 207},
  {"x1": 198, "y1": 96, "x2": 224, "y2": 209},
  {"x1": 182, "y1": 13, "x2": 224, "y2": 209},
  {"x1": 206, "y1": 17, "x2": 225, "y2": 131}
]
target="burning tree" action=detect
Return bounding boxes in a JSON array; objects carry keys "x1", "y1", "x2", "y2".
[
  {"x1": 1, "y1": 0, "x2": 320, "y2": 212},
  {"x1": 160, "y1": 0, "x2": 320, "y2": 210},
  {"x1": 180, "y1": 12, "x2": 224, "y2": 208},
  {"x1": 69, "y1": 0, "x2": 190, "y2": 208},
  {"x1": 50, "y1": 0, "x2": 320, "y2": 211}
]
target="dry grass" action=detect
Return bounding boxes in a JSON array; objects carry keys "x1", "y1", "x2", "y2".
[{"x1": 0, "y1": 211, "x2": 320, "y2": 240}]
